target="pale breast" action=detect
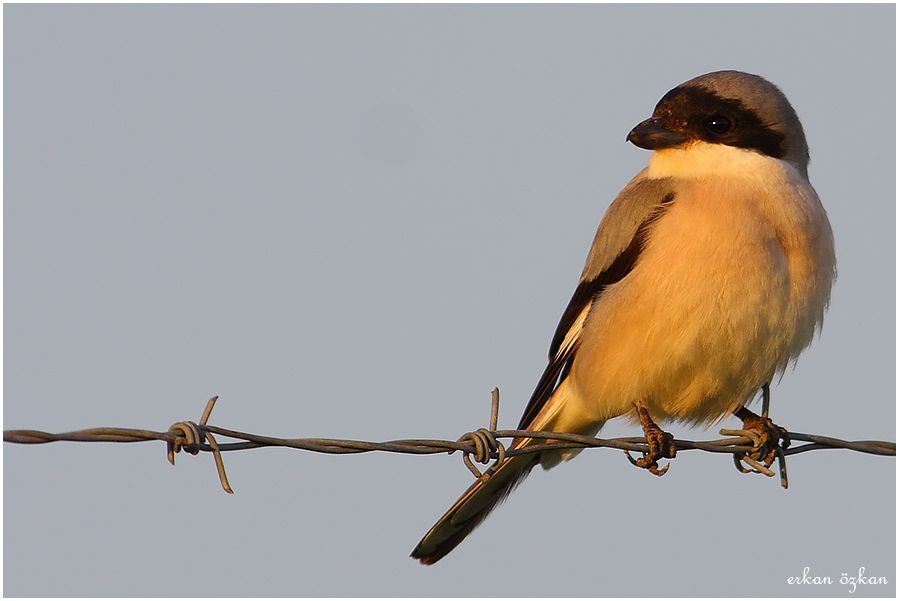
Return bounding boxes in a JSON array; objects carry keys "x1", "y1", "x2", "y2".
[{"x1": 569, "y1": 156, "x2": 834, "y2": 426}]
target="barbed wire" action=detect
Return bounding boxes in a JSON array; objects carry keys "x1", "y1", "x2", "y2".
[{"x1": 5, "y1": 392, "x2": 894, "y2": 495}]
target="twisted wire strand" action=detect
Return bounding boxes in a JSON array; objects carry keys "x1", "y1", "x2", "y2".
[
  {"x1": 5, "y1": 394, "x2": 895, "y2": 494},
  {"x1": 9, "y1": 427, "x2": 891, "y2": 456}
]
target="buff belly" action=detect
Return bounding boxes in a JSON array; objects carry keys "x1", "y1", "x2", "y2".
[{"x1": 567, "y1": 173, "x2": 831, "y2": 427}]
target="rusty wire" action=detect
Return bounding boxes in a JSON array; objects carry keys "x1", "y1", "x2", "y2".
[{"x1": 4, "y1": 392, "x2": 895, "y2": 495}]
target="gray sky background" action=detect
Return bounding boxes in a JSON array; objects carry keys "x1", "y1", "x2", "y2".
[{"x1": 4, "y1": 4, "x2": 895, "y2": 597}]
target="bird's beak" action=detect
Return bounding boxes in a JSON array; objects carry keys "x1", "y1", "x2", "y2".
[{"x1": 627, "y1": 118, "x2": 689, "y2": 150}]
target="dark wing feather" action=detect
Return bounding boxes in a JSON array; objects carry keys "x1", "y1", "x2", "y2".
[{"x1": 517, "y1": 176, "x2": 677, "y2": 430}]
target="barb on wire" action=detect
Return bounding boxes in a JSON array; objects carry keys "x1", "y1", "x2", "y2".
[
  {"x1": 167, "y1": 396, "x2": 233, "y2": 494},
  {"x1": 4, "y1": 390, "x2": 895, "y2": 495}
]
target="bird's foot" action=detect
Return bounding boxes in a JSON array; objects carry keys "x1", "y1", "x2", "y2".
[
  {"x1": 625, "y1": 403, "x2": 676, "y2": 476},
  {"x1": 725, "y1": 406, "x2": 790, "y2": 487}
]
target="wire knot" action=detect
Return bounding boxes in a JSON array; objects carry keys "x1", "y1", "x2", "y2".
[
  {"x1": 455, "y1": 428, "x2": 506, "y2": 481},
  {"x1": 165, "y1": 396, "x2": 234, "y2": 494},
  {"x1": 459, "y1": 427, "x2": 505, "y2": 464},
  {"x1": 451, "y1": 388, "x2": 507, "y2": 481},
  {"x1": 167, "y1": 421, "x2": 203, "y2": 459}
]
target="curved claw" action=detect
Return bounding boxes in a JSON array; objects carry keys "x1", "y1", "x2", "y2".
[
  {"x1": 732, "y1": 453, "x2": 752, "y2": 474},
  {"x1": 731, "y1": 404, "x2": 791, "y2": 487},
  {"x1": 623, "y1": 449, "x2": 670, "y2": 477},
  {"x1": 624, "y1": 449, "x2": 641, "y2": 469},
  {"x1": 648, "y1": 461, "x2": 670, "y2": 477},
  {"x1": 625, "y1": 403, "x2": 676, "y2": 477}
]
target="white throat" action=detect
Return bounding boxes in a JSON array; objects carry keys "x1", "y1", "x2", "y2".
[{"x1": 646, "y1": 141, "x2": 803, "y2": 182}]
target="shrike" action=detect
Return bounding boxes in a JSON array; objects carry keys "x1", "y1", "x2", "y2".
[{"x1": 411, "y1": 70, "x2": 836, "y2": 565}]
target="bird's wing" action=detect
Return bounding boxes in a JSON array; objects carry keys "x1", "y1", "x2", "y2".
[
  {"x1": 412, "y1": 172, "x2": 680, "y2": 565},
  {"x1": 517, "y1": 172, "x2": 678, "y2": 429}
]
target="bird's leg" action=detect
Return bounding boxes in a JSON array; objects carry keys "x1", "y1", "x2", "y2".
[
  {"x1": 733, "y1": 383, "x2": 791, "y2": 467},
  {"x1": 726, "y1": 383, "x2": 791, "y2": 487},
  {"x1": 625, "y1": 402, "x2": 677, "y2": 477}
]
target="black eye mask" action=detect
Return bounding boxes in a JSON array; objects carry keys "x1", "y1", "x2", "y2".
[{"x1": 652, "y1": 86, "x2": 786, "y2": 159}]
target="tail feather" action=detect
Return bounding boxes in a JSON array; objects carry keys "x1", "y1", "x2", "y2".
[
  {"x1": 410, "y1": 452, "x2": 538, "y2": 565},
  {"x1": 412, "y1": 378, "x2": 593, "y2": 564}
]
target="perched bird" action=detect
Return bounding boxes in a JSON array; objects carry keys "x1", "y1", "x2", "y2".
[{"x1": 411, "y1": 70, "x2": 836, "y2": 565}]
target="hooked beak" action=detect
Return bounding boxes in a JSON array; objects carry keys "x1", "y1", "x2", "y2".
[{"x1": 626, "y1": 118, "x2": 689, "y2": 150}]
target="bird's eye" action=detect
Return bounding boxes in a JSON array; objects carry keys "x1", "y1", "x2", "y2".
[{"x1": 705, "y1": 115, "x2": 733, "y2": 135}]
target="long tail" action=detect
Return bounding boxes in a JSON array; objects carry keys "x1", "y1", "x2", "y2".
[
  {"x1": 410, "y1": 450, "x2": 539, "y2": 565},
  {"x1": 411, "y1": 378, "x2": 590, "y2": 565}
]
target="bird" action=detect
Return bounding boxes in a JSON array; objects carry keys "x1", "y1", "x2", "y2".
[{"x1": 411, "y1": 70, "x2": 836, "y2": 565}]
